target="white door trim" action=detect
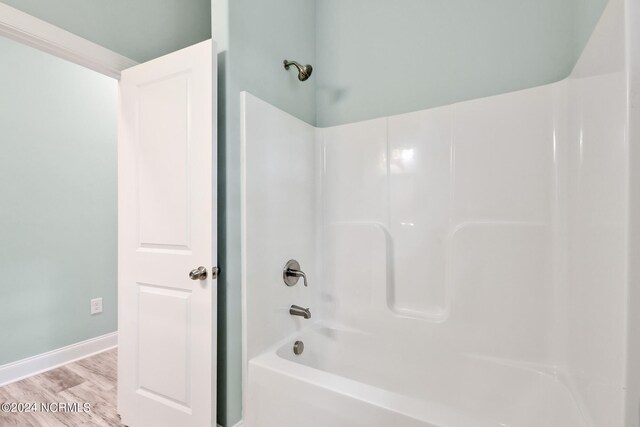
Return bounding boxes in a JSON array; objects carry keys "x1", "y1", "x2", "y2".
[{"x1": 0, "y1": 3, "x2": 137, "y2": 79}]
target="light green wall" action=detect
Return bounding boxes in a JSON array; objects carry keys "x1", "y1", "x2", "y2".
[
  {"x1": 316, "y1": 0, "x2": 610, "y2": 127},
  {"x1": 0, "y1": 0, "x2": 211, "y2": 62},
  {"x1": 0, "y1": 36, "x2": 117, "y2": 365},
  {"x1": 228, "y1": 0, "x2": 316, "y2": 125}
]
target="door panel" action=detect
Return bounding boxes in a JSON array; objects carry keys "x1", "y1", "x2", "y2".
[
  {"x1": 138, "y1": 284, "x2": 190, "y2": 405},
  {"x1": 137, "y1": 73, "x2": 191, "y2": 248},
  {"x1": 118, "y1": 39, "x2": 216, "y2": 427}
]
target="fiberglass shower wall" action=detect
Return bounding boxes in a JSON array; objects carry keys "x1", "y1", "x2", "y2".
[
  {"x1": 319, "y1": 84, "x2": 558, "y2": 353},
  {"x1": 316, "y1": 1, "x2": 630, "y2": 421},
  {"x1": 239, "y1": 0, "x2": 639, "y2": 425},
  {"x1": 318, "y1": 46, "x2": 621, "y2": 427}
]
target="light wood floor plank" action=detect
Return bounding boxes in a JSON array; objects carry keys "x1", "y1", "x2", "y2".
[{"x1": 0, "y1": 348, "x2": 124, "y2": 426}]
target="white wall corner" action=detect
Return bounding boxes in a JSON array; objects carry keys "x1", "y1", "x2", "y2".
[{"x1": 0, "y1": 332, "x2": 118, "y2": 387}]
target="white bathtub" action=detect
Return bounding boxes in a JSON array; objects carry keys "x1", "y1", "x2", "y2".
[{"x1": 246, "y1": 326, "x2": 586, "y2": 427}]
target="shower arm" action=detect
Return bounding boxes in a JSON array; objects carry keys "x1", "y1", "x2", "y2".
[{"x1": 283, "y1": 59, "x2": 313, "y2": 81}]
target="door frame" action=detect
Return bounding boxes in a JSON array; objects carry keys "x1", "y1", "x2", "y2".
[{"x1": 0, "y1": 3, "x2": 137, "y2": 79}]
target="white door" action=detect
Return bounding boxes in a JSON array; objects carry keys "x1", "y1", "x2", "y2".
[{"x1": 117, "y1": 40, "x2": 216, "y2": 427}]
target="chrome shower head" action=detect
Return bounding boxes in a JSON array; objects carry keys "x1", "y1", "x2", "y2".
[{"x1": 284, "y1": 59, "x2": 313, "y2": 81}]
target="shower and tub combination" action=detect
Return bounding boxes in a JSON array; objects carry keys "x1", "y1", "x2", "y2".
[{"x1": 241, "y1": 0, "x2": 639, "y2": 425}]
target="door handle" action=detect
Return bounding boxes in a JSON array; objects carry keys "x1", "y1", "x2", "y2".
[{"x1": 189, "y1": 266, "x2": 208, "y2": 280}]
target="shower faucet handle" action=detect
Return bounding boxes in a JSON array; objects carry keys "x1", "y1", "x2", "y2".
[{"x1": 283, "y1": 259, "x2": 308, "y2": 287}]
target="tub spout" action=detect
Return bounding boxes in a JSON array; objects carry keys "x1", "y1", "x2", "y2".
[{"x1": 290, "y1": 305, "x2": 311, "y2": 319}]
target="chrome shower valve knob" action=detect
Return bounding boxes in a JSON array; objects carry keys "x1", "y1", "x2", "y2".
[{"x1": 283, "y1": 259, "x2": 308, "y2": 287}]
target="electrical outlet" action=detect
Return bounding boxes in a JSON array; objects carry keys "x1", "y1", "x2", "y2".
[{"x1": 91, "y1": 298, "x2": 103, "y2": 315}]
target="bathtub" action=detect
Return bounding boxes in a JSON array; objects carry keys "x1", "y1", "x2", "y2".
[{"x1": 246, "y1": 326, "x2": 586, "y2": 427}]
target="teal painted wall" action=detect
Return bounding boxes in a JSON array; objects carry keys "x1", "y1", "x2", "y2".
[
  {"x1": 0, "y1": 36, "x2": 117, "y2": 365},
  {"x1": 228, "y1": 0, "x2": 316, "y2": 125},
  {"x1": 0, "y1": 0, "x2": 211, "y2": 62},
  {"x1": 316, "y1": 0, "x2": 610, "y2": 127}
]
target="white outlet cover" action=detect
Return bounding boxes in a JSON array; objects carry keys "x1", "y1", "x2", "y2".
[{"x1": 91, "y1": 298, "x2": 103, "y2": 315}]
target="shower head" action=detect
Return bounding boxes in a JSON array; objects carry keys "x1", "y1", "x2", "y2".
[{"x1": 284, "y1": 59, "x2": 313, "y2": 81}]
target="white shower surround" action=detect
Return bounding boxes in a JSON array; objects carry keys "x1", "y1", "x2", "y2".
[{"x1": 241, "y1": 0, "x2": 634, "y2": 425}]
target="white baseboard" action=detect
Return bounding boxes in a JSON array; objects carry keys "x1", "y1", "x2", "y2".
[{"x1": 0, "y1": 332, "x2": 118, "y2": 386}]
